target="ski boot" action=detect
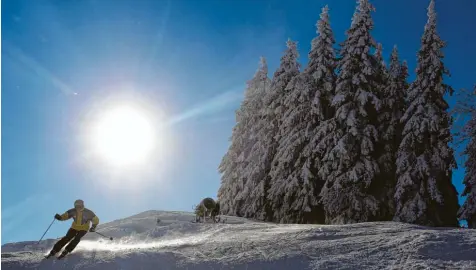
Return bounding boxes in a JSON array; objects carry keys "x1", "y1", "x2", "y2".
[{"x1": 44, "y1": 251, "x2": 56, "y2": 259}]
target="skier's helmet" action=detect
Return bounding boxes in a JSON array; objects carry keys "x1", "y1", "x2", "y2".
[{"x1": 74, "y1": 199, "x2": 84, "y2": 210}]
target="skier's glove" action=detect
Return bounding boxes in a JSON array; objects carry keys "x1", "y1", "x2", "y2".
[
  {"x1": 89, "y1": 226, "x2": 96, "y2": 232},
  {"x1": 54, "y1": 214, "x2": 62, "y2": 220}
]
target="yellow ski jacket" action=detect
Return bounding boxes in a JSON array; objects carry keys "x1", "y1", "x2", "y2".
[{"x1": 59, "y1": 208, "x2": 99, "y2": 231}]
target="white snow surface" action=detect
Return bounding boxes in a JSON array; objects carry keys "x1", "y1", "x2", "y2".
[{"x1": 2, "y1": 210, "x2": 476, "y2": 269}]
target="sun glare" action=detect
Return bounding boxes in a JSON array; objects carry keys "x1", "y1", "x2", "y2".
[{"x1": 90, "y1": 105, "x2": 156, "y2": 167}]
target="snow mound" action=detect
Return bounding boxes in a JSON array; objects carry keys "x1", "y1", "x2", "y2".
[{"x1": 2, "y1": 211, "x2": 475, "y2": 269}]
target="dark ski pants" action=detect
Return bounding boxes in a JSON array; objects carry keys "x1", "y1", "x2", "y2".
[{"x1": 50, "y1": 228, "x2": 87, "y2": 255}]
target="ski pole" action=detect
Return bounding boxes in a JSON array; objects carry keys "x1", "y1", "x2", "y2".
[
  {"x1": 38, "y1": 218, "x2": 55, "y2": 244},
  {"x1": 95, "y1": 231, "x2": 113, "y2": 241}
]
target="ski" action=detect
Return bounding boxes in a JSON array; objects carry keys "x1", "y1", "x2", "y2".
[
  {"x1": 57, "y1": 254, "x2": 68, "y2": 260},
  {"x1": 44, "y1": 253, "x2": 56, "y2": 260}
]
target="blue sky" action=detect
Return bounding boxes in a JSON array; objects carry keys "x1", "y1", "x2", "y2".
[{"x1": 2, "y1": 0, "x2": 475, "y2": 244}]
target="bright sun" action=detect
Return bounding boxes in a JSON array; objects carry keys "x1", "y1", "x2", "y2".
[{"x1": 91, "y1": 105, "x2": 156, "y2": 167}]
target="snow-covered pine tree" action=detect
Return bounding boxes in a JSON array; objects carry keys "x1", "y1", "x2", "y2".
[
  {"x1": 372, "y1": 43, "x2": 393, "y2": 219},
  {"x1": 394, "y1": 0, "x2": 459, "y2": 227},
  {"x1": 267, "y1": 5, "x2": 337, "y2": 224},
  {"x1": 217, "y1": 127, "x2": 239, "y2": 216},
  {"x1": 243, "y1": 40, "x2": 300, "y2": 221},
  {"x1": 237, "y1": 58, "x2": 272, "y2": 216},
  {"x1": 306, "y1": 4, "x2": 337, "y2": 125},
  {"x1": 304, "y1": 5, "x2": 340, "y2": 225},
  {"x1": 318, "y1": 0, "x2": 383, "y2": 224},
  {"x1": 455, "y1": 86, "x2": 476, "y2": 228},
  {"x1": 460, "y1": 137, "x2": 476, "y2": 228},
  {"x1": 268, "y1": 72, "x2": 315, "y2": 223},
  {"x1": 218, "y1": 57, "x2": 270, "y2": 216},
  {"x1": 376, "y1": 45, "x2": 408, "y2": 220}
]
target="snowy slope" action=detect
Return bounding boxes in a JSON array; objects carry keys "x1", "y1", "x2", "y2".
[{"x1": 2, "y1": 211, "x2": 476, "y2": 269}]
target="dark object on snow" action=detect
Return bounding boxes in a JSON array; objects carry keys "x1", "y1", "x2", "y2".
[
  {"x1": 46, "y1": 199, "x2": 100, "y2": 257},
  {"x1": 195, "y1": 198, "x2": 221, "y2": 223},
  {"x1": 211, "y1": 202, "x2": 220, "y2": 218}
]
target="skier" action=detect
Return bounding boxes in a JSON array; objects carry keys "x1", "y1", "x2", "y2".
[{"x1": 45, "y1": 199, "x2": 99, "y2": 259}]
